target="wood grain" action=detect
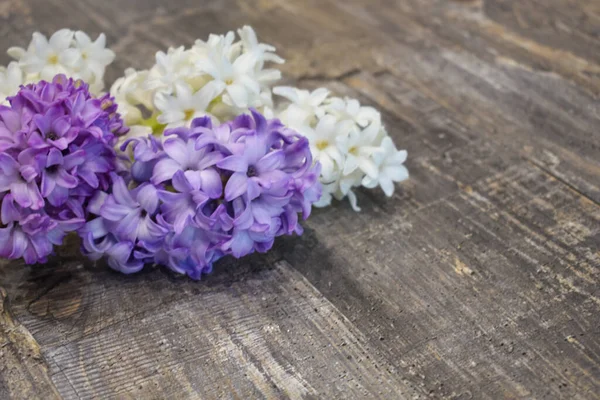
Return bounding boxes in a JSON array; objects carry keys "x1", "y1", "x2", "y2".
[{"x1": 0, "y1": 0, "x2": 599, "y2": 399}]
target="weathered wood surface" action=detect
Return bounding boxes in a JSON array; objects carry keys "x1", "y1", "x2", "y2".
[{"x1": 1, "y1": 0, "x2": 599, "y2": 398}]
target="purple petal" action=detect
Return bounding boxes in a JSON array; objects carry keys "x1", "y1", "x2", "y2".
[
  {"x1": 0, "y1": 153, "x2": 18, "y2": 175},
  {"x1": 10, "y1": 229, "x2": 28, "y2": 260},
  {"x1": 1, "y1": 195, "x2": 20, "y2": 224},
  {"x1": 0, "y1": 109, "x2": 21, "y2": 132},
  {"x1": 62, "y1": 149, "x2": 85, "y2": 169},
  {"x1": 111, "y1": 174, "x2": 136, "y2": 207},
  {"x1": 80, "y1": 217, "x2": 109, "y2": 240},
  {"x1": 56, "y1": 169, "x2": 78, "y2": 188},
  {"x1": 173, "y1": 211, "x2": 193, "y2": 235},
  {"x1": 11, "y1": 181, "x2": 43, "y2": 209},
  {"x1": 116, "y1": 211, "x2": 142, "y2": 242},
  {"x1": 136, "y1": 184, "x2": 159, "y2": 213},
  {"x1": 52, "y1": 116, "x2": 71, "y2": 137},
  {"x1": 199, "y1": 169, "x2": 222, "y2": 198},
  {"x1": 243, "y1": 134, "x2": 265, "y2": 165},
  {"x1": 256, "y1": 150, "x2": 284, "y2": 173},
  {"x1": 19, "y1": 165, "x2": 38, "y2": 182},
  {"x1": 29, "y1": 233, "x2": 53, "y2": 260},
  {"x1": 217, "y1": 155, "x2": 248, "y2": 172},
  {"x1": 224, "y1": 172, "x2": 248, "y2": 201},
  {"x1": 247, "y1": 178, "x2": 261, "y2": 200},
  {"x1": 163, "y1": 138, "x2": 188, "y2": 166},
  {"x1": 172, "y1": 170, "x2": 193, "y2": 193},
  {"x1": 47, "y1": 185, "x2": 69, "y2": 206},
  {"x1": 197, "y1": 150, "x2": 224, "y2": 169},
  {"x1": 183, "y1": 170, "x2": 203, "y2": 191},
  {"x1": 250, "y1": 108, "x2": 266, "y2": 135},
  {"x1": 151, "y1": 158, "x2": 181, "y2": 184},
  {"x1": 229, "y1": 231, "x2": 254, "y2": 258},
  {"x1": 101, "y1": 201, "x2": 133, "y2": 221},
  {"x1": 77, "y1": 169, "x2": 99, "y2": 188},
  {"x1": 46, "y1": 148, "x2": 63, "y2": 166},
  {"x1": 41, "y1": 171, "x2": 56, "y2": 197},
  {"x1": 234, "y1": 202, "x2": 254, "y2": 230},
  {"x1": 33, "y1": 114, "x2": 51, "y2": 135},
  {"x1": 87, "y1": 191, "x2": 108, "y2": 215}
]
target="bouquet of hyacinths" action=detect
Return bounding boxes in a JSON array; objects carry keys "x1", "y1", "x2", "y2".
[{"x1": 0, "y1": 27, "x2": 408, "y2": 279}]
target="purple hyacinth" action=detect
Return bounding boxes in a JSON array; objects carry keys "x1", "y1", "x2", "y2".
[
  {"x1": 0, "y1": 75, "x2": 127, "y2": 264},
  {"x1": 81, "y1": 110, "x2": 321, "y2": 279}
]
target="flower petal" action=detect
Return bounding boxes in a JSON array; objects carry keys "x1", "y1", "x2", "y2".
[
  {"x1": 136, "y1": 184, "x2": 159, "y2": 213},
  {"x1": 224, "y1": 172, "x2": 248, "y2": 201},
  {"x1": 217, "y1": 155, "x2": 248, "y2": 172},
  {"x1": 256, "y1": 150, "x2": 284, "y2": 173},
  {"x1": 152, "y1": 158, "x2": 181, "y2": 184}
]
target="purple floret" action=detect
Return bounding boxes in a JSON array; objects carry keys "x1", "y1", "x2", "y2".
[{"x1": 81, "y1": 110, "x2": 321, "y2": 279}]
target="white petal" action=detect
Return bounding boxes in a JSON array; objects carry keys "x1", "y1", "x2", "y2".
[
  {"x1": 361, "y1": 175, "x2": 378, "y2": 189},
  {"x1": 7, "y1": 47, "x2": 26, "y2": 60},
  {"x1": 173, "y1": 81, "x2": 193, "y2": 101},
  {"x1": 385, "y1": 165, "x2": 409, "y2": 182},
  {"x1": 324, "y1": 146, "x2": 344, "y2": 168},
  {"x1": 389, "y1": 149, "x2": 408, "y2": 165},
  {"x1": 93, "y1": 33, "x2": 107, "y2": 48},
  {"x1": 257, "y1": 68, "x2": 281, "y2": 84},
  {"x1": 50, "y1": 29, "x2": 74, "y2": 51},
  {"x1": 342, "y1": 154, "x2": 359, "y2": 176},
  {"x1": 225, "y1": 83, "x2": 248, "y2": 108},
  {"x1": 273, "y1": 86, "x2": 299, "y2": 102},
  {"x1": 194, "y1": 81, "x2": 224, "y2": 109},
  {"x1": 380, "y1": 177, "x2": 395, "y2": 197},
  {"x1": 157, "y1": 110, "x2": 185, "y2": 125},
  {"x1": 314, "y1": 188, "x2": 333, "y2": 208},
  {"x1": 309, "y1": 88, "x2": 330, "y2": 106},
  {"x1": 347, "y1": 190, "x2": 361, "y2": 212},
  {"x1": 239, "y1": 75, "x2": 260, "y2": 94},
  {"x1": 318, "y1": 156, "x2": 335, "y2": 181},
  {"x1": 59, "y1": 48, "x2": 81, "y2": 67},
  {"x1": 74, "y1": 31, "x2": 92, "y2": 47},
  {"x1": 358, "y1": 158, "x2": 379, "y2": 179}
]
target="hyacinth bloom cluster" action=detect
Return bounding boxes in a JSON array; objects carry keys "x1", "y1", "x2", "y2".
[
  {"x1": 0, "y1": 29, "x2": 115, "y2": 104},
  {"x1": 0, "y1": 75, "x2": 127, "y2": 263},
  {"x1": 274, "y1": 87, "x2": 409, "y2": 211},
  {"x1": 80, "y1": 110, "x2": 321, "y2": 279},
  {"x1": 0, "y1": 27, "x2": 408, "y2": 274},
  {"x1": 111, "y1": 26, "x2": 283, "y2": 141}
]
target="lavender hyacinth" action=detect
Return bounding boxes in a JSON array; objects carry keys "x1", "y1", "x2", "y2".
[
  {"x1": 81, "y1": 110, "x2": 321, "y2": 279},
  {"x1": 0, "y1": 75, "x2": 127, "y2": 264}
]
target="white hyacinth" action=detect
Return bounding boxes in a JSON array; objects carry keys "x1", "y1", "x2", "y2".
[
  {"x1": 5, "y1": 29, "x2": 114, "y2": 97},
  {"x1": 274, "y1": 87, "x2": 408, "y2": 211},
  {"x1": 112, "y1": 26, "x2": 284, "y2": 143}
]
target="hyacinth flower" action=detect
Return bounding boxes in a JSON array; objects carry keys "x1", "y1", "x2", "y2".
[
  {"x1": 274, "y1": 87, "x2": 409, "y2": 211},
  {"x1": 110, "y1": 26, "x2": 283, "y2": 142},
  {"x1": 3, "y1": 29, "x2": 116, "y2": 102},
  {"x1": 80, "y1": 110, "x2": 321, "y2": 279},
  {"x1": 0, "y1": 75, "x2": 127, "y2": 264}
]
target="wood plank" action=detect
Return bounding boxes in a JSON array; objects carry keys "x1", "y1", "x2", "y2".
[
  {"x1": 1, "y1": 259, "x2": 419, "y2": 399},
  {"x1": 280, "y1": 154, "x2": 600, "y2": 398},
  {"x1": 0, "y1": 285, "x2": 61, "y2": 399}
]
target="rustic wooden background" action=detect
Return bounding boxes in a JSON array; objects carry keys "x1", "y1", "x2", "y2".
[{"x1": 1, "y1": 0, "x2": 599, "y2": 399}]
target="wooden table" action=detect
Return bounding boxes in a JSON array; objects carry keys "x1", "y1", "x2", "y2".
[{"x1": 1, "y1": 0, "x2": 599, "y2": 398}]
